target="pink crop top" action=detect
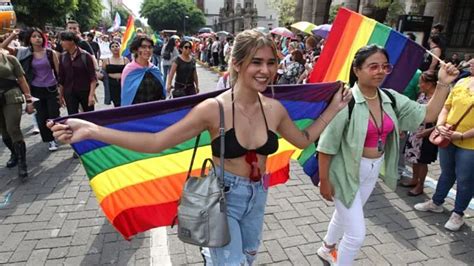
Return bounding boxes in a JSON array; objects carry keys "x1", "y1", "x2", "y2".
[{"x1": 364, "y1": 113, "x2": 394, "y2": 148}]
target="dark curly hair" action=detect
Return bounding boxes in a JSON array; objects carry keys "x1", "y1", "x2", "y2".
[{"x1": 129, "y1": 36, "x2": 154, "y2": 57}]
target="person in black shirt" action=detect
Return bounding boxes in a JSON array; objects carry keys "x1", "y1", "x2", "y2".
[
  {"x1": 166, "y1": 40, "x2": 199, "y2": 98},
  {"x1": 55, "y1": 20, "x2": 94, "y2": 56},
  {"x1": 86, "y1": 32, "x2": 101, "y2": 60}
]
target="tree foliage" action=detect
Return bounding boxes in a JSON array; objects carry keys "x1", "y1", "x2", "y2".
[
  {"x1": 268, "y1": 0, "x2": 296, "y2": 26},
  {"x1": 71, "y1": 0, "x2": 104, "y2": 31},
  {"x1": 140, "y1": 0, "x2": 205, "y2": 33},
  {"x1": 12, "y1": 0, "x2": 78, "y2": 28}
]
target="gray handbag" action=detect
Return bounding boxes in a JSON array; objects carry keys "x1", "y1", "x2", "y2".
[{"x1": 177, "y1": 99, "x2": 230, "y2": 247}]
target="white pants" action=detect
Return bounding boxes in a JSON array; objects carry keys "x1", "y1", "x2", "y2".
[{"x1": 324, "y1": 156, "x2": 384, "y2": 266}]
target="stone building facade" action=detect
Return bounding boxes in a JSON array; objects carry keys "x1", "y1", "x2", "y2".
[{"x1": 196, "y1": 0, "x2": 278, "y2": 33}]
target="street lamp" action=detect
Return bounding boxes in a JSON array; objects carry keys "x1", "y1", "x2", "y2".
[{"x1": 183, "y1": 15, "x2": 189, "y2": 34}]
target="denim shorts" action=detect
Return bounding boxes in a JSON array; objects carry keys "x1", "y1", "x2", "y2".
[{"x1": 203, "y1": 169, "x2": 268, "y2": 265}]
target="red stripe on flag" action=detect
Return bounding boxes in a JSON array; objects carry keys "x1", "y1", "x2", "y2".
[
  {"x1": 308, "y1": 8, "x2": 352, "y2": 83},
  {"x1": 113, "y1": 201, "x2": 178, "y2": 240}
]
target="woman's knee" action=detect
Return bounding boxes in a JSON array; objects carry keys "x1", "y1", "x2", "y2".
[{"x1": 344, "y1": 227, "x2": 366, "y2": 249}]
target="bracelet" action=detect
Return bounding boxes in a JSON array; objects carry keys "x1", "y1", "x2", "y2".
[
  {"x1": 319, "y1": 116, "x2": 329, "y2": 126},
  {"x1": 436, "y1": 81, "x2": 450, "y2": 89}
]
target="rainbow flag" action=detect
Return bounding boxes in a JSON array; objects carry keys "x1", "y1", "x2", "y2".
[
  {"x1": 63, "y1": 82, "x2": 340, "y2": 239},
  {"x1": 151, "y1": 32, "x2": 162, "y2": 45},
  {"x1": 120, "y1": 16, "x2": 136, "y2": 57},
  {"x1": 309, "y1": 8, "x2": 426, "y2": 92}
]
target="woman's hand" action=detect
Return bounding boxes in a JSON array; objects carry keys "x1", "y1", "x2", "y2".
[
  {"x1": 88, "y1": 94, "x2": 95, "y2": 106},
  {"x1": 319, "y1": 178, "x2": 334, "y2": 202},
  {"x1": 450, "y1": 131, "x2": 463, "y2": 141},
  {"x1": 438, "y1": 63, "x2": 460, "y2": 85},
  {"x1": 436, "y1": 124, "x2": 453, "y2": 138},
  {"x1": 328, "y1": 82, "x2": 352, "y2": 112},
  {"x1": 47, "y1": 119, "x2": 98, "y2": 144},
  {"x1": 25, "y1": 103, "x2": 35, "y2": 114}
]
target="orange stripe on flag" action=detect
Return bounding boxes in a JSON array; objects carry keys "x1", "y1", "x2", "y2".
[
  {"x1": 99, "y1": 169, "x2": 201, "y2": 222},
  {"x1": 323, "y1": 12, "x2": 363, "y2": 81}
]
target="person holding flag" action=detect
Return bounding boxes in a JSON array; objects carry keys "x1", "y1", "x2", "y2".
[
  {"x1": 49, "y1": 29, "x2": 352, "y2": 265},
  {"x1": 316, "y1": 44, "x2": 459, "y2": 265}
]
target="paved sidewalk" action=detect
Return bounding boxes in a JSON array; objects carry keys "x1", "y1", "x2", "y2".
[
  {"x1": 0, "y1": 64, "x2": 472, "y2": 265},
  {"x1": 167, "y1": 161, "x2": 473, "y2": 265}
]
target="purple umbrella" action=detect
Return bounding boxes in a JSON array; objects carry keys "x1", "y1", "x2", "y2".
[{"x1": 311, "y1": 24, "x2": 332, "y2": 38}]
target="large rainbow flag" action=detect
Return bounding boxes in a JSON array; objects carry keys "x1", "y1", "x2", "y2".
[
  {"x1": 120, "y1": 16, "x2": 136, "y2": 57},
  {"x1": 63, "y1": 83, "x2": 340, "y2": 239},
  {"x1": 309, "y1": 7, "x2": 426, "y2": 92}
]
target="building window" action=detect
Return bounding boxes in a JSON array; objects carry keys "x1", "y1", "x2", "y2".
[{"x1": 448, "y1": 0, "x2": 474, "y2": 47}]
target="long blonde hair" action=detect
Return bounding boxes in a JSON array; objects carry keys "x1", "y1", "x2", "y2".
[{"x1": 228, "y1": 30, "x2": 278, "y2": 87}]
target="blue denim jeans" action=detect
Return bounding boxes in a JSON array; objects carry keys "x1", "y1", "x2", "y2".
[
  {"x1": 432, "y1": 143, "x2": 474, "y2": 216},
  {"x1": 203, "y1": 170, "x2": 268, "y2": 265}
]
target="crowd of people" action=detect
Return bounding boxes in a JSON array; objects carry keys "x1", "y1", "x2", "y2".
[{"x1": 0, "y1": 18, "x2": 473, "y2": 266}]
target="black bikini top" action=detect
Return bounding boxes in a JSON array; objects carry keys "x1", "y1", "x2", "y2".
[{"x1": 211, "y1": 90, "x2": 279, "y2": 159}]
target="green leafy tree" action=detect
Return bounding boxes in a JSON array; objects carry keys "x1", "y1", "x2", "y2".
[
  {"x1": 12, "y1": 0, "x2": 78, "y2": 28},
  {"x1": 70, "y1": 0, "x2": 104, "y2": 31},
  {"x1": 135, "y1": 19, "x2": 143, "y2": 29},
  {"x1": 268, "y1": 0, "x2": 296, "y2": 26},
  {"x1": 140, "y1": 0, "x2": 205, "y2": 33},
  {"x1": 328, "y1": 4, "x2": 344, "y2": 23}
]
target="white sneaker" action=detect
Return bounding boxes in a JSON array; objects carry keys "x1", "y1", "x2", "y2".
[
  {"x1": 48, "y1": 141, "x2": 58, "y2": 151},
  {"x1": 444, "y1": 212, "x2": 464, "y2": 231},
  {"x1": 317, "y1": 244, "x2": 337, "y2": 265},
  {"x1": 414, "y1": 200, "x2": 444, "y2": 213}
]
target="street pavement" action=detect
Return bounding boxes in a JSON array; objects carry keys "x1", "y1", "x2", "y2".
[{"x1": 0, "y1": 63, "x2": 472, "y2": 265}]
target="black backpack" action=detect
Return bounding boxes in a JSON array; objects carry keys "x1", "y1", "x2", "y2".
[{"x1": 347, "y1": 88, "x2": 397, "y2": 120}]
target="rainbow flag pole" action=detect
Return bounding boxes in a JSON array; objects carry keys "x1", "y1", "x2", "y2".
[
  {"x1": 120, "y1": 16, "x2": 136, "y2": 57},
  {"x1": 308, "y1": 8, "x2": 426, "y2": 92}
]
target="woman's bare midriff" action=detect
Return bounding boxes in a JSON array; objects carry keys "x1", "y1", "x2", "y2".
[
  {"x1": 362, "y1": 147, "x2": 384, "y2": 159},
  {"x1": 212, "y1": 155, "x2": 267, "y2": 180}
]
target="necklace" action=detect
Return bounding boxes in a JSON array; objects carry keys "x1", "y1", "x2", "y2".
[
  {"x1": 368, "y1": 91, "x2": 385, "y2": 153},
  {"x1": 362, "y1": 91, "x2": 378, "y2": 100}
]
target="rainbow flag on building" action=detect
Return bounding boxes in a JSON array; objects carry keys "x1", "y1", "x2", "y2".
[
  {"x1": 120, "y1": 16, "x2": 136, "y2": 57},
  {"x1": 309, "y1": 7, "x2": 426, "y2": 92},
  {"x1": 62, "y1": 82, "x2": 340, "y2": 239}
]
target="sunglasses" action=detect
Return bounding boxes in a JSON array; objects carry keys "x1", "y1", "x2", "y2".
[
  {"x1": 183, "y1": 46, "x2": 191, "y2": 49},
  {"x1": 363, "y1": 63, "x2": 393, "y2": 74}
]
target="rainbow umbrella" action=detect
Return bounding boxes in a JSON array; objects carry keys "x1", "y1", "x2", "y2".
[{"x1": 291, "y1": 21, "x2": 317, "y2": 35}]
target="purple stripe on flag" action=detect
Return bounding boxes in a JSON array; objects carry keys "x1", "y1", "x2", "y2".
[
  {"x1": 54, "y1": 83, "x2": 340, "y2": 126},
  {"x1": 382, "y1": 39, "x2": 425, "y2": 92}
]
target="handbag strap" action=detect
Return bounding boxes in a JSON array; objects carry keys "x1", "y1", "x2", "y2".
[
  {"x1": 452, "y1": 103, "x2": 474, "y2": 130},
  {"x1": 186, "y1": 99, "x2": 225, "y2": 188}
]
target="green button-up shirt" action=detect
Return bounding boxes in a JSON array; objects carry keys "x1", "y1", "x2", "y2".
[{"x1": 317, "y1": 83, "x2": 426, "y2": 208}]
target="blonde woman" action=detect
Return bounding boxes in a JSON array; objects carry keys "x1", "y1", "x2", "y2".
[{"x1": 49, "y1": 30, "x2": 351, "y2": 265}]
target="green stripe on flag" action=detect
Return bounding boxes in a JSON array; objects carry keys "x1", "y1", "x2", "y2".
[{"x1": 367, "y1": 22, "x2": 391, "y2": 46}]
